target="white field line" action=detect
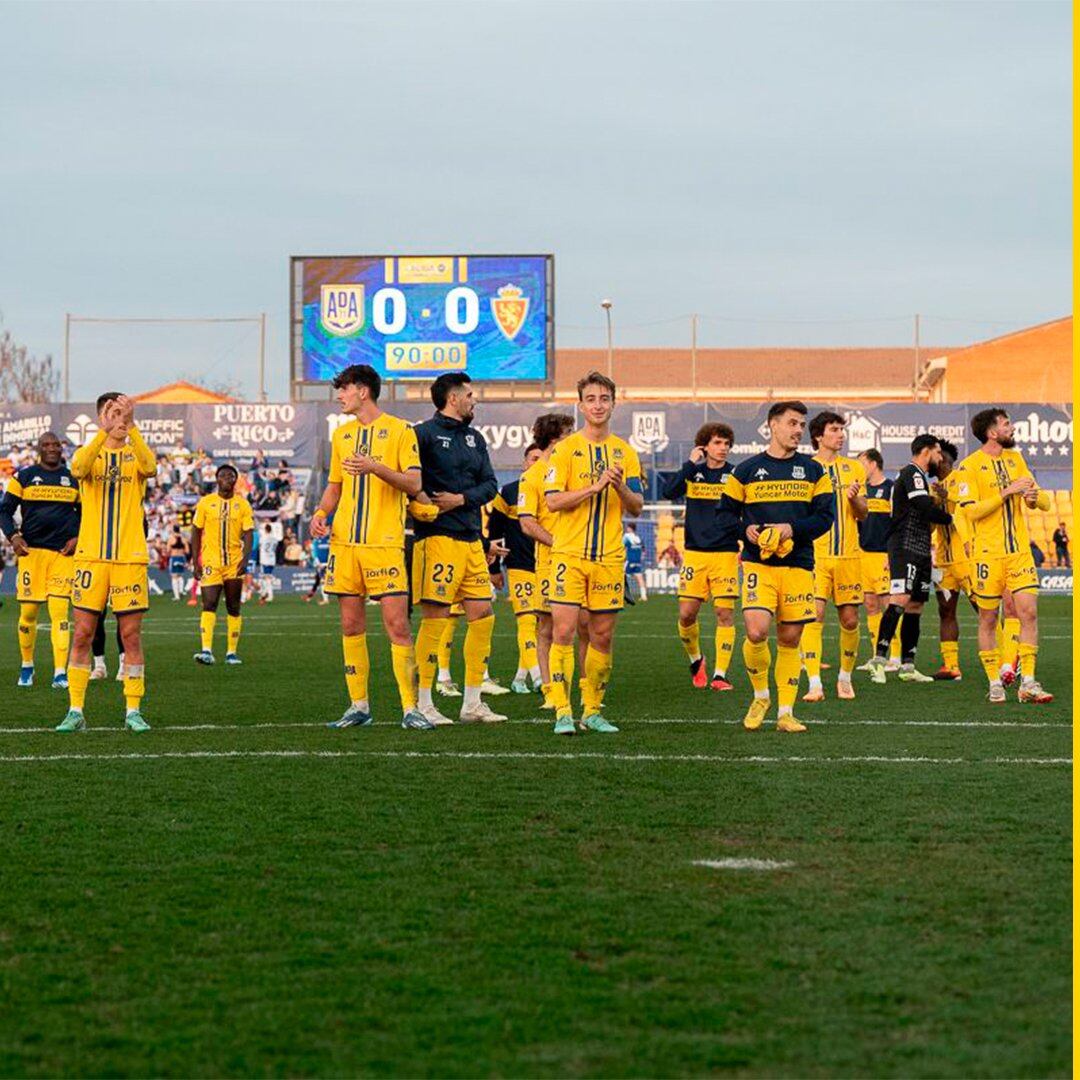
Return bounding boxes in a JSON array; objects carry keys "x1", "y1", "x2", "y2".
[
  {"x1": 693, "y1": 858, "x2": 795, "y2": 871},
  {"x1": 0, "y1": 717, "x2": 1070, "y2": 736},
  {"x1": 0, "y1": 749, "x2": 1069, "y2": 766}
]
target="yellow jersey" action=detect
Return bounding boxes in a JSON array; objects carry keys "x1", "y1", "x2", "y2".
[
  {"x1": 517, "y1": 456, "x2": 559, "y2": 541},
  {"x1": 545, "y1": 431, "x2": 642, "y2": 563},
  {"x1": 812, "y1": 453, "x2": 866, "y2": 559},
  {"x1": 193, "y1": 493, "x2": 255, "y2": 570},
  {"x1": 954, "y1": 447, "x2": 1036, "y2": 558},
  {"x1": 933, "y1": 470, "x2": 971, "y2": 566},
  {"x1": 71, "y1": 427, "x2": 156, "y2": 564},
  {"x1": 329, "y1": 412, "x2": 420, "y2": 548}
]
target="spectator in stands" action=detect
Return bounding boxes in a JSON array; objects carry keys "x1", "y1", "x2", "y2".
[
  {"x1": 658, "y1": 541, "x2": 683, "y2": 570},
  {"x1": 1052, "y1": 522, "x2": 1070, "y2": 567}
]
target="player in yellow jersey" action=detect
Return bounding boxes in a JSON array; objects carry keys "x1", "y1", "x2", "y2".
[
  {"x1": 190, "y1": 464, "x2": 254, "y2": 666},
  {"x1": 953, "y1": 408, "x2": 1053, "y2": 704},
  {"x1": 801, "y1": 411, "x2": 867, "y2": 702},
  {"x1": 309, "y1": 364, "x2": 431, "y2": 730},
  {"x1": 544, "y1": 372, "x2": 644, "y2": 734},
  {"x1": 57, "y1": 393, "x2": 156, "y2": 731},
  {"x1": 518, "y1": 411, "x2": 575, "y2": 711}
]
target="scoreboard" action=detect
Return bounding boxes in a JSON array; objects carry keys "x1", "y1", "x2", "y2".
[{"x1": 292, "y1": 254, "x2": 553, "y2": 387}]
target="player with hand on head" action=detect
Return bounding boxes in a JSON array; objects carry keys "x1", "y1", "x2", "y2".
[
  {"x1": 867, "y1": 435, "x2": 951, "y2": 684},
  {"x1": 411, "y1": 372, "x2": 504, "y2": 726},
  {"x1": 167, "y1": 525, "x2": 189, "y2": 601},
  {"x1": 663, "y1": 422, "x2": 739, "y2": 691},
  {"x1": 801, "y1": 411, "x2": 868, "y2": 702},
  {"x1": 622, "y1": 523, "x2": 647, "y2": 602},
  {"x1": 58, "y1": 392, "x2": 157, "y2": 731},
  {"x1": 953, "y1": 408, "x2": 1053, "y2": 704},
  {"x1": 312, "y1": 363, "x2": 431, "y2": 730},
  {"x1": 0, "y1": 431, "x2": 80, "y2": 689},
  {"x1": 720, "y1": 401, "x2": 833, "y2": 733},
  {"x1": 257, "y1": 524, "x2": 277, "y2": 604},
  {"x1": 855, "y1": 449, "x2": 901, "y2": 672},
  {"x1": 544, "y1": 371, "x2": 644, "y2": 735},
  {"x1": 190, "y1": 463, "x2": 254, "y2": 666},
  {"x1": 517, "y1": 411, "x2": 576, "y2": 711},
  {"x1": 487, "y1": 443, "x2": 544, "y2": 694}
]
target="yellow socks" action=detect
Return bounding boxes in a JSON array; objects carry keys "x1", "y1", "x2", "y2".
[
  {"x1": 124, "y1": 663, "x2": 145, "y2": 712},
  {"x1": 1002, "y1": 617, "x2": 1021, "y2": 670},
  {"x1": 47, "y1": 596, "x2": 70, "y2": 672},
  {"x1": 678, "y1": 620, "x2": 701, "y2": 662},
  {"x1": 1018, "y1": 642, "x2": 1037, "y2": 682},
  {"x1": 866, "y1": 610, "x2": 882, "y2": 652},
  {"x1": 200, "y1": 610, "x2": 216, "y2": 652},
  {"x1": 438, "y1": 617, "x2": 457, "y2": 673},
  {"x1": 342, "y1": 633, "x2": 370, "y2": 706},
  {"x1": 889, "y1": 629, "x2": 902, "y2": 665},
  {"x1": 391, "y1": 642, "x2": 418, "y2": 711},
  {"x1": 940, "y1": 640, "x2": 960, "y2": 669},
  {"x1": 548, "y1": 642, "x2": 575, "y2": 711},
  {"x1": 68, "y1": 662, "x2": 90, "y2": 711},
  {"x1": 583, "y1": 645, "x2": 613, "y2": 716},
  {"x1": 227, "y1": 614, "x2": 242, "y2": 655},
  {"x1": 800, "y1": 620, "x2": 823, "y2": 682},
  {"x1": 516, "y1": 613, "x2": 537, "y2": 677},
  {"x1": 742, "y1": 638, "x2": 771, "y2": 696},
  {"x1": 979, "y1": 648, "x2": 1001, "y2": 684},
  {"x1": 17, "y1": 602, "x2": 37, "y2": 665},
  {"x1": 415, "y1": 617, "x2": 445, "y2": 705},
  {"x1": 463, "y1": 614, "x2": 494, "y2": 688},
  {"x1": 838, "y1": 625, "x2": 860, "y2": 677},
  {"x1": 714, "y1": 623, "x2": 736, "y2": 675},
  {"x1": 775, "y1": 645, "x2": 802, "y2": 714}
]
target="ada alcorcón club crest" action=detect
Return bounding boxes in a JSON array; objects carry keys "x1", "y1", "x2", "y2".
[
  {"x1": 491, "y1": 284, "x2": 529, "y2": 341},
  {"x1": 320, "y1": 284, "x2": 365, "y2": 338}
]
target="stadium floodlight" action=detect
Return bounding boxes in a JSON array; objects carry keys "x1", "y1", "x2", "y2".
[{"x1": 600, "y1": 300, "x2": 614, "y2": 378}]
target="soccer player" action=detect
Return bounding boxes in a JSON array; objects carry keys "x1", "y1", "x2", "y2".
[
  {"x1": 801, "y1": 411, "x2": 867, "y2": 702},
  {"x1": 310, "y1": 363, "x2": 430, "y2": 730},
  {"x1": 304, "y1": 530, "x2": 331, "y2": 605},
  {"x1": 0, "y1": 431, "x2": 80, "y2": 689},
  {"x1": 412, "y1": 372, "x2": 504, "y2": 725},
  {"x1": 58, "y1": 393, "x2": 157, "y2": 731},
  {"x1": 721, "y1": 400, "x2": 833, "y2": 733},
  {"x1": 544, "y1": 371, "x2": 644, "y2": 735},
  {"x1": 930, "y1": 440, "x2": 974, "y2": 680},
  {"x1": 190, "y1": 464, "x2": 254, "y2": 666},
  {"x1": 855, "y1": 449, "x2": 901, "y2": 672},
  {"x1": 663, "y1": 422, "x2": 739, "y2": 691},
  {"x1": 622, "y1": 523, "x2": 647, "y2": 602},
  {"x1": 953, "y1": 408, "x2": 1053, "y2": 703},
  {"x1": 867, "y1": 435, "x2": 951, "y2": 684},
  {"x1": 167, "y1": 525, "x2": 189, "y2": 600},
  {"x1": 488, "y1": 443, "x2": 543, "y2": 693},
  {"x1": 257, "y1": 524, "x2": 277, "y2": 603},
  {"x1": 518, "y1": 411, "x2": 576, "y2": 711}
]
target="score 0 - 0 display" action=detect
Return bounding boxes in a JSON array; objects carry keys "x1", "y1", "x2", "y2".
[{"x1": 293, "y1": 254, "x2": 552, "y2": 384}]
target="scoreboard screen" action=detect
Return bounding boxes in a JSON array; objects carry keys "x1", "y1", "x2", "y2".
[{"x1": 293, "y1": 254, "x2": 552, "y2": 384}]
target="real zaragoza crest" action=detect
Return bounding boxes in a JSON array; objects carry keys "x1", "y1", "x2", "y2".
[
  {"x1": 320, "y1": 285, "x2": 365, "y2": 337},
  {"x1": 491, "y1": 284, "x2": 529, "y2": 341}
]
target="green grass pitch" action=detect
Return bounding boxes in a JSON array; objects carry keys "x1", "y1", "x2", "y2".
[{"x1": 0, "y1": 592, "x2": 1070, "y2": 1077}]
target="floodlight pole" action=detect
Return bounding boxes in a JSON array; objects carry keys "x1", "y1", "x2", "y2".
[
  {"x1": 63, "y1": 313, "x2": 71, "y2": 403},
  {"x1": 601, "y1": 299, "x2": 614, "y2": 379},
  {"x1": 258, "y1": 312, "x2": 267, "y2": 402},
  {"x1": 912, "y1": 312, "x2": 921, "y2": 400}
]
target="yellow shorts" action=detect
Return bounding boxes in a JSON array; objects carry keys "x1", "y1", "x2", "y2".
[
  {"x1": 199, "y1": 561, "x2": 245, "y2": 588},
  {"x1": 860, "y1": 552, "x2": 889, "y2": 596},
  {"x1": 677, "y1": 549, "x2": 739, "y2": 608},
  {"x1": 507, "y1": 568, "x2": 540, "y2": 615},
  {"x1": 411, "y1": 535, "x2": 491, "y2": 606},
  {"x1": 534, "y1": 547, "x2": 552, "y2": 614},
  {"x1": 71, "y1": 560, "x2": 149, "y2": 615},
  {"x1": 324, "y1": 543, "x2": 407, "y2": 599},
  {"x1": 938, "y1": 560, "x2": 973, "y2": 596},
  {"x1": 16, "y1": 547, "x2": 74, "y2": 603},
  {"x1": 550, "y1": 553, "x2": 624, "y2": 612},
  {"x1": 972, "y1": 552, "x2": 1039, "y2": 610},
  {"x1": 741, "y1": 562, "x2": 815, "y2": 624},
  {"x1": 814, "y1": 555, "x2": 864, "y2": 606}
]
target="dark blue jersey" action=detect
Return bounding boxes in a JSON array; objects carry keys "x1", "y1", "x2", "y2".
[
  {"x1": 662, "y1": 459, "x2": 739, "y2": 552},
  {"x1": 488, "y1": 479, "x2": 534, "y2": 573},
  {"x1": 721, "y1": 451, "x2": 833, "y2": 569},
  {"x1": 858, "y1": 477, "x2": 894, "y2": 553},
  {"x1": 0, "y1": 464, "x2": 81, "y2": 552}
]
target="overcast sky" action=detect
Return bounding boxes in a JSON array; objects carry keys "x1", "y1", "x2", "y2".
[{"x1": 0, "y1": 0, "x2": 1070, "y2": 400}]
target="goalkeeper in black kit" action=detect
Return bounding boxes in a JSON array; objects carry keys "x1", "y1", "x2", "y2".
[{"x1": 868, "y1": 434, "x2": 951, "y2": 683}]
